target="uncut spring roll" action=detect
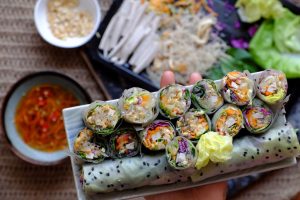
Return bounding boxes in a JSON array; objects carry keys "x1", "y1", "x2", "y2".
[
  {"x1": 159, "y1": 84, "x2": 191, "y2": 119},
  {"x1": 191, "y1": 79, "x2": 224, "y2": 114},
  {"x1": 118, "y1": 87, "x2": 158, "y2": 125},
  {"x1": 140, "y1": 120, "x2": 176, "y2": 151},
  {"x1": 243, "y1": 98, "x2": 273, "y2": 134},
  {"x1": 212, "y1": 104, "x2": 243, "y2": 136},
  {"x1": 81, "y1": 116, "x2": 300, "y2": 193},
  {"x1": 108, "y1": 128, "x2": 140, "y2": 158},
  {"x1": 176, "y1": 109, "x2": 211, "y2": 141},
  {"x1": 221, "y1": 71, "x2": 255, "y2": 106},
  {"x1": 83, "y1": 101, "x2": 121, "y2": 135},
  {"x1": 191, "y1": 117, "x2": 300, "y2": 182},
  {"x1": 73, "y1": 128, "x2": 108, "y2": 163},
  {"x1": 166, "y1": 136, "x2": 197, "y2": 170},
  {"x1": 256, "y1": 69, "x2": 288, "y2": 105}
]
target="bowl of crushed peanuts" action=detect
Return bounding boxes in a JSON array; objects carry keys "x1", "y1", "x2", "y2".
[{"x1": 34, "y1": 0, "x2": 101, "y2": 48}]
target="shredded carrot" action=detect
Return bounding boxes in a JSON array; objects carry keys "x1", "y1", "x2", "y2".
[{"x1": 15, "y1": 84, "x2": 79, "y2": 152}]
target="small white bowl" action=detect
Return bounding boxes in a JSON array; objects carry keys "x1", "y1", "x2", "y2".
[{"x1": 34, "y1": 0, "x2": 101, "y2": 48}]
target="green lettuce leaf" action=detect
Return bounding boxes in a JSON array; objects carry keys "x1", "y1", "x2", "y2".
[
  {"x1": 249, "y1": 10, "x2": 300, "y2": 78},
  {"x1": 235, "y1": 0, "x2": 284, "y2": 23}
]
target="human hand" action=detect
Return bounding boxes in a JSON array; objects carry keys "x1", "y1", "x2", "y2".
[{"x1": 145, "y1": 71, "x2": 227, "y2": 200}]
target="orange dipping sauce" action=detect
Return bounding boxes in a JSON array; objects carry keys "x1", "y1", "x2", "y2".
[{"x1": 15, "y1": 84, "x2": 79, "y2": 152}]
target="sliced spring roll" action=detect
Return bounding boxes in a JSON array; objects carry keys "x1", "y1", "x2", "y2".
[
  {"x1": 159, "y1": 84, "x2": 191, "y2": 119},
  {"x1": 221, "y1": 71, "x2": 255, "y2": 106},
  {"x1": 118, "y1": 87, "x2": 158, "y2": 125},
  {"x1": 166, "y1": 136, "x2": 197, "y2": 170},
  {"x1": 176, "y1": 109, "x2": 211, "y2": 141},
  {"x1": 108, "y1": 128, "x2": 140, "y2": 158},
  {"x1": 256, "y1": 69, "x2": 288, "y2": 105},
  {"x1": 191, "y1": 79, "x2": 224, "y2": 114},
  {"x1": 73, "y1": 128, "x2": 107, "y2": 163},
  {"x1": 212, "y1": 104, "x2": 243, "y2": 136},
  {"x1": 83, "y1": 101, "x2": 121, "y2": 135},
  {"x1": 140, "y1": 120, "x2": 176, "y2": 151},
  {"x1": 243, "y1": 98, "x2": 273, "y2": 134}
]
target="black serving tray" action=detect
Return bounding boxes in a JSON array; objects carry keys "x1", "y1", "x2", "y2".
[{"x1": 82, "y1": 0, "x2": 300, "y2": 100}]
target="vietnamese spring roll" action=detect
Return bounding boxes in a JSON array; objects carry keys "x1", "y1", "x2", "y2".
[
  {"x1": 73, "y1": 128, "x2": 108, "y2": 163},
  {"x1": 108, "y1": 128, "x2": 140, "y2": 158},
  {"x1": 256, "y1": 69, "x2": 288, "y2": 105},
  {"x1": 176, "y1": 109, "x2": 211, "y2": 141},
  {"x1": 166, "y1": 136, "x2": 197, "y2": 170},
  {"x1": 118, "y1": 87, "x2": 158, "y2": 125},
  {"x1": 140, "y1": 120, "x2": 176, "y2": 151},
  {"x1": 221, "y1": 71, "x2": 255, "y2": 106},
  {"x1": 159, "y1": 84, "x2": 191, "y2": 119},
  {"x1": 191, "y1": 79, "x2": 224, "y2": 114},
  {"x1": 212, "y1": 104, "x2": 243, "y2": 136},
  {"x1": 83, "y1": 101, "x2": 121, "y2": 135},
  {"x1": 243, "y1": 98, "x2": 273, "y2": 134}
]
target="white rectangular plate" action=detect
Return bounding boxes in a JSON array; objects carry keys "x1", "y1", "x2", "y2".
[{"x1": 63, "y1": 71, "x2": 297, "y2": 200}]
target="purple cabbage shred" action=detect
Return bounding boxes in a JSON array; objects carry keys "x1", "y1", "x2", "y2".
[
  {"x1": 178, "y1": 139, "x2": 188, "y2": 153},
  {"x1": 230, "y1": 38, "x2": 249, "y2": 49}
]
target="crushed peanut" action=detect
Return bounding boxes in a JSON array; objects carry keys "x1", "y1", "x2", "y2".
[{"x1": 47, "y1": 0, "x2": 94, "y2": 40}]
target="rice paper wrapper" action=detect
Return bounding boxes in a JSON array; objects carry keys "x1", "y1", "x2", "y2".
[
  {"x1": 82, "y1": 154, "x2": 191, "y2": 194},
  {"x1": 191, "y1": 114, "x2": 300, "y2": 182}
]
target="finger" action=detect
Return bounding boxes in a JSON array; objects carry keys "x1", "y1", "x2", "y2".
[
  {"x1": 189, "y1": 72, "x2": 202, "y2": 85},
  {"x1": 160, "y1": 71, "x2": 175, "y2": 88},
  {"x1": 146, "y1": 181, "x2": 227, "y2": 200}
]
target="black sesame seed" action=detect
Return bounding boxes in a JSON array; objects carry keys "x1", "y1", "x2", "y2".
[
  {"x1": 281, "y1": 130, "x2": 284, "y2": 133},
  {"x1": 154, "y1": 163, "x2": 158, "y2": 166},
  {"x1": 107, "y1": 185, "x2": 110, "y2": 188},
  {"x1": 200, "y1": 172, "x2": 203, "y2": 176},
  {"x1": 106, "y1": 173, "x2": 110, "y2": 176},
  {"x1": 177, "y1": 180, "x2": 181, "y2": 182},
  {"x1": 294, "y1": 146, "x2": 298, "y2": 149},
  {"x1": 220, "y1": 170, "x2": 224, "y2": 173},
  {"x1": 285, "y1": 123, "x2": 288, "y2": 126},
  {"x1": 157, "y1": 176, "x2": 160, "y2": 179},
  {"x1": 257, "y1": 152, "x2": 259, "y2": 155},
  {"x1": 121, "y1": 184, "x2": 124, "y2": 188},
  {"x1": 288, "y1": 136, "x2": 291, "y2": 140},
  {"x1": 257, "y1": 148, "x2": 259, "y2": 151},
  {"x1": 278, "y1": 149, "x2": 282, "y2": 152},
  {"x1": 91, "y1": 167, "x2": 94, "y2": 171},
  {"x1": 99, "y1": 171, "x2": 103, "y2": 174},
  {"x1": 111, "y1": 184, "x2": 114, "y2": 187},
  {"x1": 158, "y1": 159, "x2": 161, "y2": 163},
  {"x1": 216, "y1": 163, "x2": 219, "y2": 167},
  {"x1": 143, "y1": 162, "x2": 146, "y2": 166},
  {"x1": 117, "y1": 170, "x2": 120, "y2": 173},
  {"x1": 94, "y1": 176, "x2": 97, "y2": 180},
  {"x1": 266, "y1": 149, "x2": 269, "y2": 152},
  {"x1": 265, "y1": 156, "x2": 269, "y2": 159},
  {"x1": 84, "y1": 179, "x2": 86, "y2": 183},
  {"x1": 147, "y1": 174, "x2": 151, "y2": 178},
  {"x1": 164, "y1": 167, "x2": 167, "y2": 171},
  {"x1": 288, "y1": 147, "x2": 291, "y2": 150},
  {"x1": 88, "y1": 172, "x2": 91, "y2": 175},
  {"x1": 147, "y1": 163, "x2": 150, "y2": 167},
  {"x1": 120, "y1": 160, "x2": 123, "y2": 164},
  {"x1": 168, "y1": 179, "x2": 171, "y2": 182},
  {"x1": 278, "y1": 138, "x2": 281, "y2": 141},
  {"x1": 179, "y1": 175, "x2": 183, "y2": 178},
  {"x1": 278, "y1": 132, "x2": 281, "y2": 136},
  {"x1": 262, "y1": 137, "x2": 266, "y2": 139},
  {"x1": 275, "y1": 154, "x2": 279, "y2": 157},
  {"x1": 251, "y1": 156, "x2": 254, "y2": 159},
  {"x1": 116, "y1": 165, "x2": 120, "y2": 169},
  {"x1": 268, "y1": 138, "x2": 271, "y2": 141},
  {"x1": 86, "y1": 183, "x2": 89, "y2": 186}
]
